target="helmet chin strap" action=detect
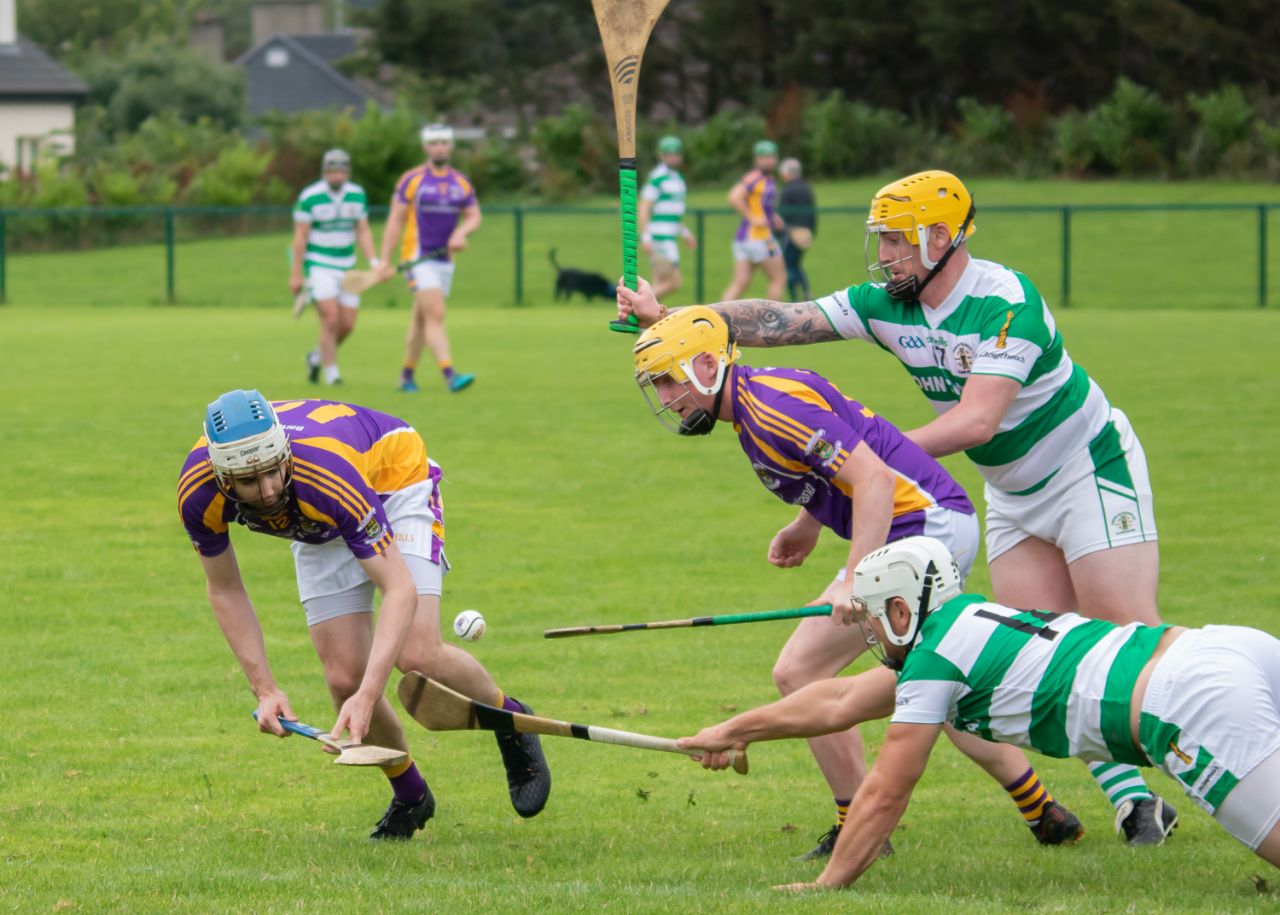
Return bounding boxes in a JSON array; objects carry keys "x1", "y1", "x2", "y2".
[
  {"x1": 877, "y1": 559, "x2": 938, "y2": 671},
  {"x1": 884, "y1": 205, "x2": 975, "y2": 302},
  {"x1": 677, "y1": 382, "x2": 727, "y2": 436}
]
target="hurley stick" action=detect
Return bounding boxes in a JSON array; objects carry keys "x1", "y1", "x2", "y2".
[
  {"x1": 252, "y1": 712, "x2": 407, "y2": 767},
  {"x1": 397, "y1": 672, "x2": 748, "y2": 775},
  {"x1": 544, "y1": 604, "x2": 835, "y2": 639},
  {"x1": 591, "y1": 0, "x2": 671, "y2": 334}
]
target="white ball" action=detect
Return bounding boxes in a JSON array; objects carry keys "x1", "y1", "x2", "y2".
[{"x1": 453, "y1": 609, "x2": 486, "y2": 642}]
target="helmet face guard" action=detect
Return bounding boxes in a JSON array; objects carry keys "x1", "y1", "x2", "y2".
[
  {"x1": 851, "y1": 536, "x2": 963, "y2": 668},
  {"x1": 633, "y1": 308, "x2": 738, "y2": 436},
  {"x1": 865, "y1": 171, "x2": 976, "y2": 301},
  {"x1": 203, "y1": 390, "x2": 293, "y2": 510}
]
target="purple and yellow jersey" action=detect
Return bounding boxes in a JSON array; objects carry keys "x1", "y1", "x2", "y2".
[
  {"x1": 733, "y1": 169, "x2": 776, "y2": 242},
  {"x1": 395, "y1": 164, "x2": 476, "y2": 263},
  {"x1": 729, "y1": 365, "x2": 974, "y2": 540},
  {"x1": 177, "y1": 400, "x2": 442, "y2": 562}
]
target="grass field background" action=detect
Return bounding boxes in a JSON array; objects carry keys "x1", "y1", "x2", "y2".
[{"x1": 2, "y1": 180, "x2": 1280, "y2": 912}]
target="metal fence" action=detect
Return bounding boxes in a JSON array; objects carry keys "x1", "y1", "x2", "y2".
[{"x1": 0, "y1": 202, "x2": 1276, "y2": 308}]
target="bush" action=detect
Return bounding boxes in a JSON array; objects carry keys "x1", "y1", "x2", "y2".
[
  {"x1": 530, "y1": 104, "x2": 615, "y2": 199},
  {"x1": 182, "y1": 143, "x2": 274, "y2": 206},
  {"x1": 798, "y1": 92, "x2": 934, "y2": 178},
  {"x1": 1184, "y1": 84, "x2": 1255, "y2": 176},
  {"x1": 683, "y1": 108, "x2": 769, "y2": 184},
  {"x1": 1086, "y1": 78, "x2": 1175, "y2": 175}
]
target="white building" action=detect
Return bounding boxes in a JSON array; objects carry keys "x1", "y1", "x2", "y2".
[{"x1": 0, "y1": 0, "x2": 86, "y2": 177}]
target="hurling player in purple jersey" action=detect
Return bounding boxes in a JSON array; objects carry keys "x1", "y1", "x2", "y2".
[
  {"x1": 378, "y1": 123, "x2": 481, "y2": 394},
  {"x1": 178, "y1": 390, "x2": 549, "y2": 839},
  {"x1": 631, "y1": 307, "x2": 1082, "y2": 859}
]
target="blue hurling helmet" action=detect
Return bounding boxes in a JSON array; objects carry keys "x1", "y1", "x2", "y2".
[{"x1": 203, "y1": 390, "x2": 291, "y2": 495}]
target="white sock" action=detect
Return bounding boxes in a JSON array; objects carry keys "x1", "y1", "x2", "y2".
[{"x1": 324, "y1": 365, "x2": 341, "y2": 383}]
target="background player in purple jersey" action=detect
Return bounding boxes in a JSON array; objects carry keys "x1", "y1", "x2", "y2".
[
  {"x1": 178, "y1": 390, "x2": 550, "y2": 840},
  {"x1": 377, "y1": 123, "x2": 481, "y2": 394},
  {"x1": 630, "y1": 307, "x2": 1081, "y2": 859},
  {"x1": 722, "y1": 140, "x2": 786, "y2": 301}
]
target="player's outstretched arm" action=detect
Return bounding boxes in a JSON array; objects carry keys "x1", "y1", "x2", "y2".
[
  {"x1": 678, "y1": 666, "x2": 898, "y2": 764},
  {"x1": 802, "y1": 722, "x2": 940, "y2": 891},
  {"x1": 714, "y1": 298, "x2": 842, "y2": 347}
]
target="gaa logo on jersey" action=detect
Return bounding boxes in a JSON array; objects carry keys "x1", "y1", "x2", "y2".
[
  {"x1": 1110, "y1": 511, "x2": 1137, "y2": 535},
  {"x1": 950, "y1": 343, "x2": 976, "y2": 375}
]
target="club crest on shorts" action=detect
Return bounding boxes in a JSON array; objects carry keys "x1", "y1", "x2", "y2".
[{"x1": 1110, "y1": 511, "x2": 1137, "y2": 535}]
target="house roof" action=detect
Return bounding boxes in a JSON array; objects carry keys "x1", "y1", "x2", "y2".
[
  {"x1": 0, "y1": 37, "x2": 88, "y2": 101},
  {"x1": 236, "y1": 33, "x2": 377, "y2": 118}
]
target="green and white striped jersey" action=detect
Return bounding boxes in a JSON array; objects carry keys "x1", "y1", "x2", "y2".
[
  {"x1": 640, "y1": 164, "x2": 687, "y2": 240},
  {"x1": 815, "y1": 259, "x2": 1111, "y2": 493},
  {"x1": 892, "y1": 594, "x2": 1169, "y2": 766},
  {"x1": 293, "y1": 180, "x2": 368, "y2": 270}
]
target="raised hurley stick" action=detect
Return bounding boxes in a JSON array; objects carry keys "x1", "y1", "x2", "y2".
[
  {"x1": 544, "y1": 604, "x2": 834, "y2": 639},
  {"x1": 398, "y1": 672, "x2": 748, "y2": 775},
  {"x1": 252, "y1": 712, "x2": 407, "y2": 767},
  {"x1": 591, "y1": 0, "x2": 671, "y2": 334}
]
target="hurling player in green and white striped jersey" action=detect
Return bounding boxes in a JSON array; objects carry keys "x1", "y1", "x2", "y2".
[
  {"x1": 639, "y1": 136, "x2": 697, "y2": 299},
  {"x1": 290, "y1": 149, "x2": 379, "y2": 386},
  {"x1": 616, "y1": 170, "x2": 1171, "y2": 846},
  {"x1": 678, "y1": 537, "x2": 1280, "y2": 890}
]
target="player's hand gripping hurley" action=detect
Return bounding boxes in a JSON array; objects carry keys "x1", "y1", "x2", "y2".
[
  {"x1": 252, "y1": 711, "x2": 407, "y2": 767},
  {"x1": 397, "y1": 672, "x2": 748, "y2": 774},
  {"x1": 591, "y1": 0, "x2": 671, "y2": 333}
]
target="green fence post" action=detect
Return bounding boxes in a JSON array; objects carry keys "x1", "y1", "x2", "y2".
[
  {"x1": 1259, "y1": 204, "x2": 1268, "y2": 309},
  {"x1": 165, "y1": 207, "x2": 175, "y2": 304},
  {"x1": 695, "y1": 208, "x2": 705, "y2": 303},
  {"x1": 1060, "y1": 206, "x2": 1071, "y2": 306},
  {"x1": 0, "y1": 211, "x2": 6, "y2": 304},
  {"x1": 514, "y1": 207, "x2": 524, "y2": 306}
]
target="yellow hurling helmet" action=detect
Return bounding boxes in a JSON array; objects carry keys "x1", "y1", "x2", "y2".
[
  {"x1": 633, "y1": 306, "x2": 738, "y2": 396},
  {"x1": 867, "y1": 170, "x2": 975, "y2": 269}
]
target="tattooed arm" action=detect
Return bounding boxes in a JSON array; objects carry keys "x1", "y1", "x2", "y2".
[
  {"x1": 713, "y1": 299, "x2": 842, "y2": 347},
  {"x1": 616, "y1": 280, "x2": 842, "y2": 347}
]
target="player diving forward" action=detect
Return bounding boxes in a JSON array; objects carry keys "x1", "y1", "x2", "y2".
[
  {"x1": 618, "y1": 169, "x2": 1176, "y2": 847},
  {"x1": 632, "y1": 307, "x2": 1083, "y2": 852},
  {"x1": 178, "y1": 390, "x2": 550, "y2": 839},
  {"x1": 680, "y1": 536, "x2": 1280, "y2": 889}
]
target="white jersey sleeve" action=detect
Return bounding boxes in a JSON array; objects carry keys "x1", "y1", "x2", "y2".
[
  {"x1": 814, "y1": 286, "x2": 875, "y2": 342},
  {"x1": 891, "y1": 676, "x2": 958, "y2": 726}
]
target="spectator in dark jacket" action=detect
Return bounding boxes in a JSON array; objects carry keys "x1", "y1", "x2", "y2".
[{"x1": 778, "y1": 158, "x2": 817, "y2": 300}]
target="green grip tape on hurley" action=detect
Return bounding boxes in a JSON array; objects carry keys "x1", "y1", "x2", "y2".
[{"x1": 608, "y1": 159, "x2": 641, "y2": 334}]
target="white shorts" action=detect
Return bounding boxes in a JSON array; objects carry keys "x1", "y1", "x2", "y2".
[
  {"x1": 292, "y1": 478, "x2": 449, "y2": 626},
  {"x1": 406, "y1": 259, "x2": 456, "y2": 297},
  {"x1": 732, "y1": 238, "x2": 780, "y2": 263},
  {"x1": 649, "y1": 238, "x2": 680, "y2": 267},
  {"x1": 985, "y1": 407, "x2": 1157, "y2": 564},
  {"x1": 307, "y1": 266, "x2": 359, "y2": 309},
  {"x1": 1139, "y1": 626, "x2": 1280, "y2": 847},
  {"x1": 835, "y1": 507, "x2": 980, "y2": 584}
]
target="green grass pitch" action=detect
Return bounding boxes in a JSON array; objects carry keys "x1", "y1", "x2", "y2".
[{"x1": 1, "y1": 180, "x2": 1279, "y2": 912}]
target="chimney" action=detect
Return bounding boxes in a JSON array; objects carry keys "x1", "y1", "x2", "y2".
[{"x1": 0, "y1": 0, "x2": 16, "y2": 45}]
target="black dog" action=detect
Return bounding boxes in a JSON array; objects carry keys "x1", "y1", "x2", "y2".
[{"x1": 549, "y1": 249, "x2": 616, "y2": 301}]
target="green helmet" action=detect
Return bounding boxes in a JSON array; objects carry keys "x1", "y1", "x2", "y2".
[
  {"x1": 753, "y1": 139, "x2": 778, "y2": 158},
  {"x1": 658, "y1": 135, "x2": 683, "y2": 155}
]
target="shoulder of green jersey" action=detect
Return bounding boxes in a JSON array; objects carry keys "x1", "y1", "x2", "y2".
[{"x1": 814, "y1": 287, "x2": 873, "y2": 341}]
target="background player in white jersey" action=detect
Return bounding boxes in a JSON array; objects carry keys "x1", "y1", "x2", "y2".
[
  {"x1": 615, "y1": 170, "x2": 1173, "y2": 845},
  {"x1": 289, "y1": 149, "x2": 379, "y2": 386},
  {"x1": 638, "y1": 135, "x2": 696, "y2": 299},
  {"x1": 678, "y1": 537, "x2": 1280, "y2": 889}
]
